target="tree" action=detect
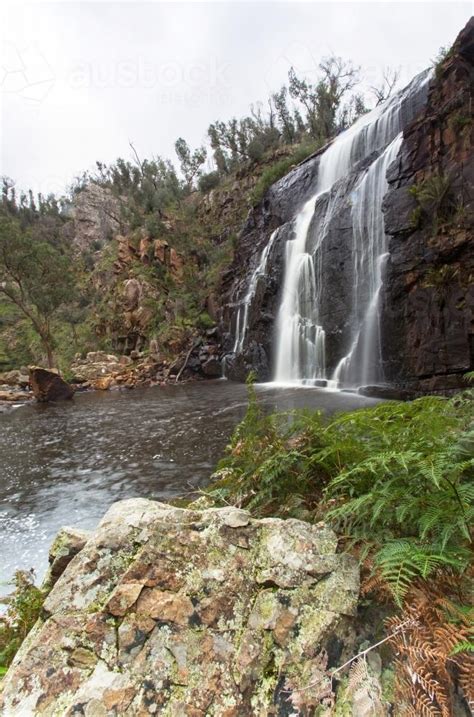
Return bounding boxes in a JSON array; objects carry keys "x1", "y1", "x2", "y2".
[
  {"x1": 0, "y1": 211, "x2": 75, "y2": 368},
  {"x1": 370, "y1": 67, "x2": 400, "y2": 106},
  {"x1": 174, "y1": 138, "x2": 207, "y2": 189},
  {"x1": 288, "y1": 56, "x2": 360, "y2": 140},
  {"x1": 273, "y1": 86, "x2": 297, "y2": 144}
]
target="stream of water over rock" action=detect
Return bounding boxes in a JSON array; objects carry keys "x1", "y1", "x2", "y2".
[
  {"x1": 273, "y1": 71, "x2": 431, "y2": 386},
  {"x1": 0, "y1": 382, "x2": 379, "y2": 591},
  {"x1": 223, "y1": 70, "x2": 431, "y2": 389}
]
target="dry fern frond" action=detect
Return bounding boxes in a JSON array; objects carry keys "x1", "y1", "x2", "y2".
[
  {"x1": 347, "y1": 657, "x2": 369, "y2": 692},
  {"x1": 387, "y1": 575, "x2": 473, "y2": 716}
]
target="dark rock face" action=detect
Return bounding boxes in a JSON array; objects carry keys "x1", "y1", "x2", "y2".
[
  {"x1": 221, "y1": 19, "x2": 473, "y2": 393},
  {"x1": 220, "y1": 153, "x2": 323, "y2": 381},
  {"x1": 381, "y1": 18, "x2": 474, "y2": 393},
  {"x1": 29, "y1": 367, "x2": 75, "y2": 402}
]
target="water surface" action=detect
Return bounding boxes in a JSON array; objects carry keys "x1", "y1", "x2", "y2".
[{"x1": 1, "y1": 381, "x2": 379, "y2": 588}]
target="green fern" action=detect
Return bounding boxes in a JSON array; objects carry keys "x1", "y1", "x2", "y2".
[{"x1": 204, "y1": 379, "x2": 473, "y2": 603}]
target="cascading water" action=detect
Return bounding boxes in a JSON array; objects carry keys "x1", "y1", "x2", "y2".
[
  {"x1": 273, "y1": 196, "x2": 325, "y2": 382},
  {"x1": 273, "y1": 70, "x2": 431, "y2": 386},
  {"x1": 232, "y1": 228, "x2": 278, "y2": 353},
  {"x1": 332, "y1": 134, "x2": 403, "y2": 387}
]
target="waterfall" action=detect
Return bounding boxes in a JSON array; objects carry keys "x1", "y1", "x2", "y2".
[
  {"x1": 333, "y1": 134, "x2": 403, "y2": 387},
  {"x1": 273, "y1": 70, "x2": 431, "y2": 386},
  {"x1": 232, "y1": 228, "x2": 278, "y2": 353}
]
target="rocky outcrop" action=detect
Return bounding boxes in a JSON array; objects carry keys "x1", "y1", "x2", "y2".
[
  {"x1": 1, "y1": 498, "x2": 360, "y2": 716},
  {"x1": 67, "y1": 184, "x2": 122, "y2": 253},
  {"x1": 381, "y1": 19, "x2": 474, "y2": 394},
  {"x1": 29, "y1": 367, "x2": 74, "y2": 402}
]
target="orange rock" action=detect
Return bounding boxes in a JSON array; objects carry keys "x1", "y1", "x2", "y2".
[
  {"x1": 93, "y1": 376, "x2": 114, "y2": 390},
  {"x1": 105, "y1": 582, "x2": 144, "y2": 616},
  {"x1": 136, "y1": 588, "x2": 194, "y2": 625},
  {"x1": 103, "y1": 687, "x2": 135, "y2": 712}
]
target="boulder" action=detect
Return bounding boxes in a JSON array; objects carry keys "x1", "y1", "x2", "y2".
[
  {"x1": 70, "y1": 352, "x2": 127, "y2": 383},
  {"x1": 92, "y1": 376, "x2": 115, "y2": 390},
  {"x1": 29, "y1": 367, "x2": 74, "y2": 402},
  {"x1": 358, "y1": 384, "x2": 413, "y2": 400},
  {"x1": 1, "y1": 498, "x2": 359, "y2": 715},
  {"x1": 201, "y1": 356, "x2": 222, "y2": 378}
]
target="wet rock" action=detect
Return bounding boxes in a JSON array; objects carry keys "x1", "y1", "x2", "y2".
[
  {"x1": 381, "y1": 20, "x2": 474, "y2": 393},
  {"x1": 220, "y1": 20, "x2": 473, "y2": 394},
  {"x1": 29, "y1": 366, "x2": 74, "y2": 402},
  {"x1": 93, "y1": 376, "x2": 115, "y2": 390},
  {"x1": 1, "y1": 498, "x2": 359, "y2": 715},
  {"x1": 358, "y1": 384, "x2": 413, "y2": 400},
  {"x1": 200, "y1": 356, "x2": 222, "y2": 378}
]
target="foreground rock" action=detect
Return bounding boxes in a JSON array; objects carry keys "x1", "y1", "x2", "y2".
[
  {"x1": 29, "y1": 367, "x2": 75, "y2": 402},
  {"x1": 1, "y1": 498, "x2": 360, "y2": 715}
]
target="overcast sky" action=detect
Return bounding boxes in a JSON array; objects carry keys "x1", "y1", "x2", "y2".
[{"x1": 1, "y1": 1, "x2": 471, "y2": 195}]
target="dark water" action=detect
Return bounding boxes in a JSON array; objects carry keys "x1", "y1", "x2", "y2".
[{"x1": 0, "y1": 380, "x2": 379, "y2": 590}]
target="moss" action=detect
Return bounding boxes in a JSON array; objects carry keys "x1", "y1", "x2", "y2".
[{"x1": 0, "y1": 571, "x2": 48, "y2": 671}]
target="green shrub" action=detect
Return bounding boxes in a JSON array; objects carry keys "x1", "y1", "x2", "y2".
[
  {"x1": 432, "y1": 45, "x2": 454, "y2": 80},
  {"x1": 196, "y1": 312, "x2": 215, "y2": 330},
  {"x1": 0, "y1": 571, "x2": 46, "y2": 670},
  {"x1": 198, "y1": 171, "x2": 220, "y2": 194},
  {"x1": 410, "y1": 173, "x2": 454, "y2": 232},
  {"x1": 250, "y1": 140, "x2": 321, "y2": 206},
  {"x1": 449, "y1": 112, "x2": 472, "y2": 133}
]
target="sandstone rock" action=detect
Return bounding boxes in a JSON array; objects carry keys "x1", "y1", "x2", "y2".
[
  {"x1": 29, "y1": 366, "x2": 74, "y2": 402},
  {"x1": 1, "y1": 498, "x2": 359, "y2": 715},
  {"x1": 93, "y1": 376, "x2": 114, "y2": 390},
  {"x1": 70, "y1": 352, "x2": 127, "y2": 383},
  {"x1": 123, "y1": 278, "x2": 142, "y2": 311},
  {"x1": 69, "y1": 183, "x2": 121, "y2": 253}
]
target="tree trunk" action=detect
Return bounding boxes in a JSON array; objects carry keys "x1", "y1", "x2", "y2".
[
  {"x1": 45, "y1": 342, "x2": 55, "y2": 369},
  {"x1": 39, "y1": 330, "x2": 55, "y2": 369}
]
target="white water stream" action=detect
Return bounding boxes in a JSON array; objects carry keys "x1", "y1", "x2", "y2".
[{"x1": 232, "y1": 228, "x2": 279, "y2": 353}]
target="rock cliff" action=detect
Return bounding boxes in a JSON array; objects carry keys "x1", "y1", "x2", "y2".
[
  {"x1": 381, "y1": 18, "x2": 474, "y2": 394},
  {"x1": 221, "y1": 20, "x2": 473, "y2": 393}
]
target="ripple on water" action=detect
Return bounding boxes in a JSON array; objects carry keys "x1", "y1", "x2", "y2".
[{"x1": 0, "y1": 381, "x2": 380, "y2": 591}]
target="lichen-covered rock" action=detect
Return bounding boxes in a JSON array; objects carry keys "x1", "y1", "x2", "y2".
[
  {"x1": 46, "y1": 526, "x2": 92, "y2": 586},
  {"x1": 1, "y1": 498, "x2": 359, "y2": 716}
]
